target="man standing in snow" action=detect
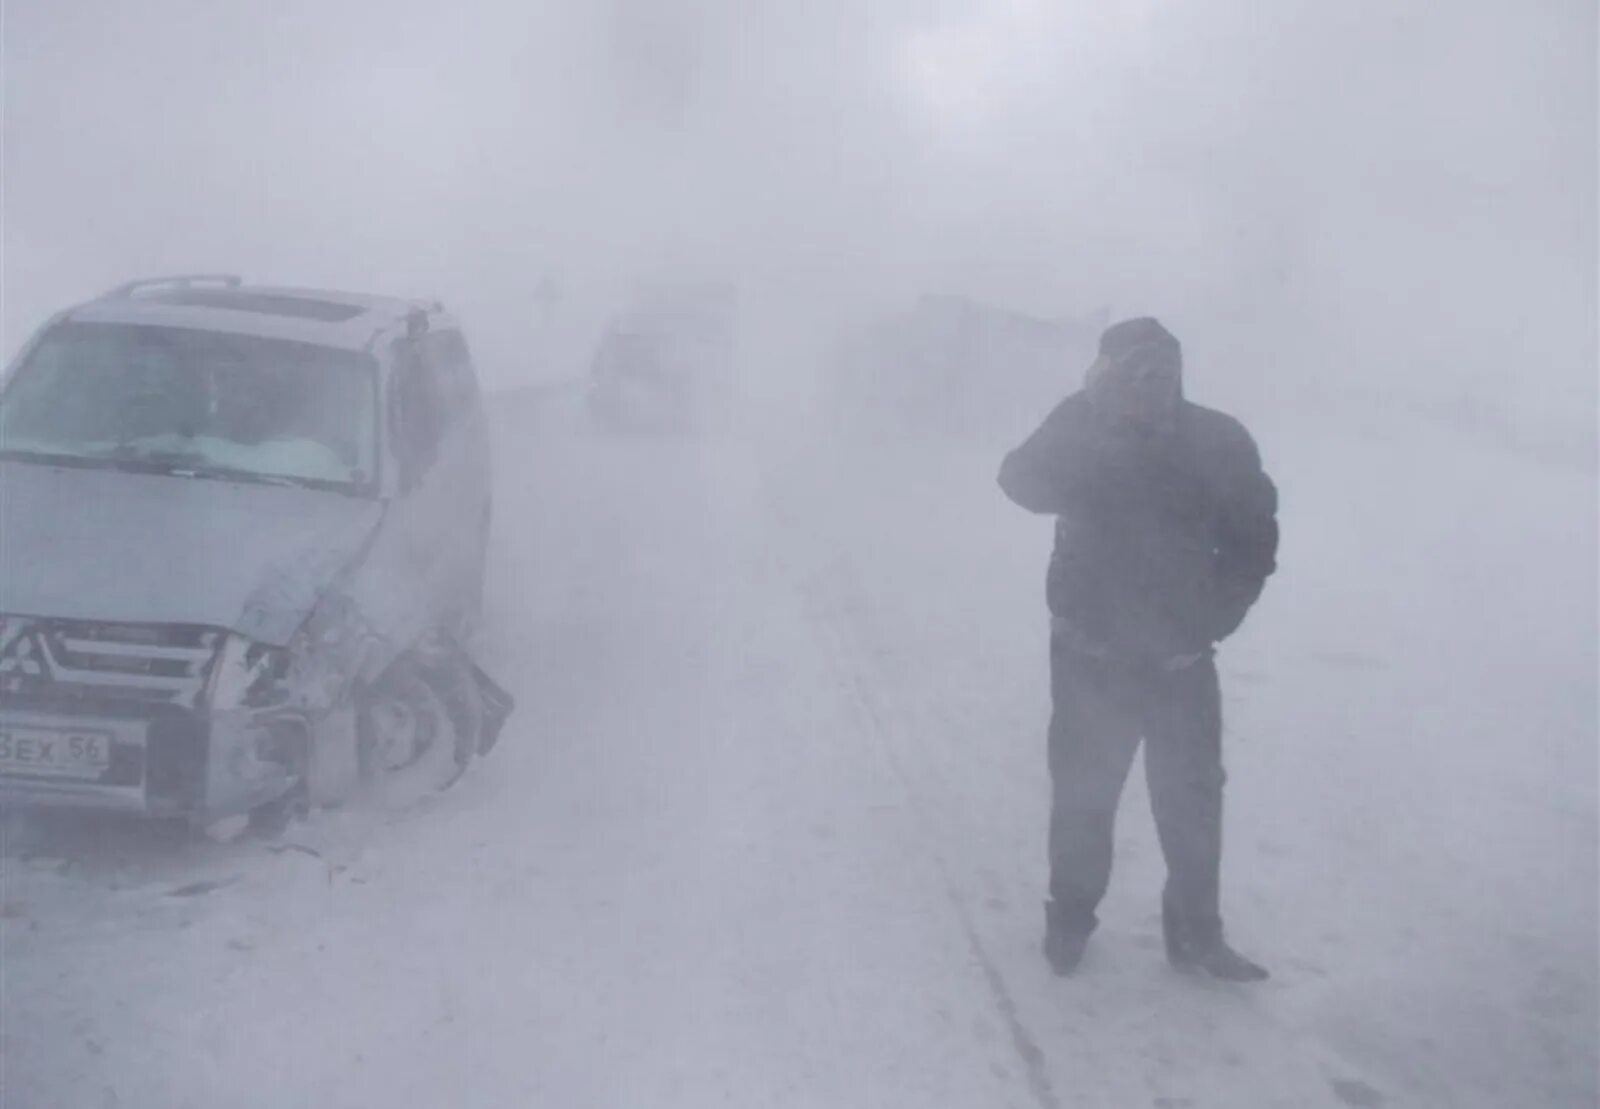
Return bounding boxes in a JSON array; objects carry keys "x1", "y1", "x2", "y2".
[{"x1": 998, "y1": 318, "x2": 1278, "y2": 981}]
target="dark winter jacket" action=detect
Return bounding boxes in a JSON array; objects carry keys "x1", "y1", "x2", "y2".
[{"x1": 998, "y1": 392, "x2": 1278, "y2": 663}]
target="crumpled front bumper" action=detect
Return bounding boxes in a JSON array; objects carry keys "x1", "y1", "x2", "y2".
[{"x1": 0, "y1": 695, "x2": 297, "y2": 821}]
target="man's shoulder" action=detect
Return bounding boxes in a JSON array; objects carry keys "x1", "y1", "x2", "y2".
[
  {"x1": 1046, "y1": 390, "x2": 1093, "y2": 420},
  {"x1": 1181, "y1": 401, "x2": 1259, "y2": 455}
]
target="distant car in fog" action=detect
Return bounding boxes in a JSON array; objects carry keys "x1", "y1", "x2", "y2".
[
  {"x1": 0, "y1": 274, "x2": 510, "y2": 830},
  {"x1": 586, "y1": 323, "x2": 696, "y2": 432},
  {"x1": 586, "y1": 283, "x2": 738, "y2": 433}
]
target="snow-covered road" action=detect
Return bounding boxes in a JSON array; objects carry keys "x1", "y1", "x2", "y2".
[{"x1": 4, "y1": 396, "x2": 1595, "y2": 1108}]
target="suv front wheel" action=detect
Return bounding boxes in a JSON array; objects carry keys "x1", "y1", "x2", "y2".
[{"x1": 355, "y1": 652, "x2": 475, "y2": 808}]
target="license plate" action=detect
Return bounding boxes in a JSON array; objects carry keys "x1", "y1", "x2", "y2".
[{"x1": 0, "y1": 724, "x2": 113, "y2": 779}]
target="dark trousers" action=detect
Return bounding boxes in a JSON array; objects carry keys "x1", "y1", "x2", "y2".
[{"x1": 1047, "y1": 638, "x2": 1226, "y2": 940}]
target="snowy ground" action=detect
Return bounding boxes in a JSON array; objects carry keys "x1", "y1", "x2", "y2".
[{"x1": 3, "y1": 391, "x2": 1595, "y2": 1109}]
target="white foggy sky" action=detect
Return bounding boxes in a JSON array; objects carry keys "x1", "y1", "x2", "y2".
[{"x1": 2, "y1": 0, "x2": 1594, "y2": 442}]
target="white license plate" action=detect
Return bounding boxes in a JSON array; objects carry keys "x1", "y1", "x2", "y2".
[{"x1": 0, "y1": 724, "x2": 113, "y2": 779}]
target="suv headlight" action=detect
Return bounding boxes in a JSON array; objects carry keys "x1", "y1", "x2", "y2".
[{"x1": 209, "y1": 633, "x2": 288, "y2": 709}]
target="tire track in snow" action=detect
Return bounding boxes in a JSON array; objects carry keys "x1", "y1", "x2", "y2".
[
  {"x1": 818, "y1": 598, "x2": 1060, "y2": 1109},
  {"x1": 761, "y1": 456, "x2": 1062, "y2": 1109}
]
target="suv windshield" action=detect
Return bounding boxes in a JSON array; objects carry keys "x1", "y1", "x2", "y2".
[{"x1": 0, "y1": 321, "x2": 378, "y2": 491}]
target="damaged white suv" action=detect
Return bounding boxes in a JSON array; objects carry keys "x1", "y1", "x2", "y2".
[{"x1": 0, "y1": 275, "x2": 510, "y2": 828}]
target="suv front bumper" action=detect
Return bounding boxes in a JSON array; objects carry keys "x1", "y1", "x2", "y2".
[{"x1": 0, "y1": 695, "x2": 295, "y2": 821}]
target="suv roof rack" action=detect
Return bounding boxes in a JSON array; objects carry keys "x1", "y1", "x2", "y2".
[{"x1": 104, "y1": 274, "x2": 244, "y2": 299}]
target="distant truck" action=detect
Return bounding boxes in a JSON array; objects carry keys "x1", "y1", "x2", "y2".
[{"x1": 829, "y1": 294, "x2": 1108, "y2": 439}]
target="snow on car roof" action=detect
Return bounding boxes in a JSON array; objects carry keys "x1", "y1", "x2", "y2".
[{"x1": 65, "y1": 284, "x2": 458, "y2": 352}]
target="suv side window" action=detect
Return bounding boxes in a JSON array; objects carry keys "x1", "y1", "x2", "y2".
[
  {"x1": 391, "y1": 338, "x2": 446, "y2": 488},
  {"x1": 421, "y1": 330, "x2": 479, "y2": 420}
]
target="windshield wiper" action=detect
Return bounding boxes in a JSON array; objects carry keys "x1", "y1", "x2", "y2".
[
  {"x1": 103, "y1": 446, "x2": 210, "y2": 467},
  {"x1": 201, "y1": 467, "x2": 315, "y2": 489},
  {"x1": 2, "y1": 444, "x2": 349, "y2": 491},
  {"x1": 95, "y1": 448, "x2": 323, "y2": 489}
]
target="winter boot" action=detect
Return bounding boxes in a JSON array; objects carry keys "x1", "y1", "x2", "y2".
[
  {"x1": 1175, "y1": 935, "x2": 1270, "y2": 982},
  {"x1": 1163, "y1": 898, "x2": 1268, "y2": 982},
  {"x1": 1043, "y1": 903, "x2": 1091, "y2": 976}
]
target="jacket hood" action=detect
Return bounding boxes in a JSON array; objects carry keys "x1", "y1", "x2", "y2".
[{"x1": 1085, "y1": 316, "x2": 1184, "y2": 428}]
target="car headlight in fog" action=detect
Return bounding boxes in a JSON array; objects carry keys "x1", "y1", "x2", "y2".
[{"x1": 209, "y1": 633, "x2": 288, "y2": 710}]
